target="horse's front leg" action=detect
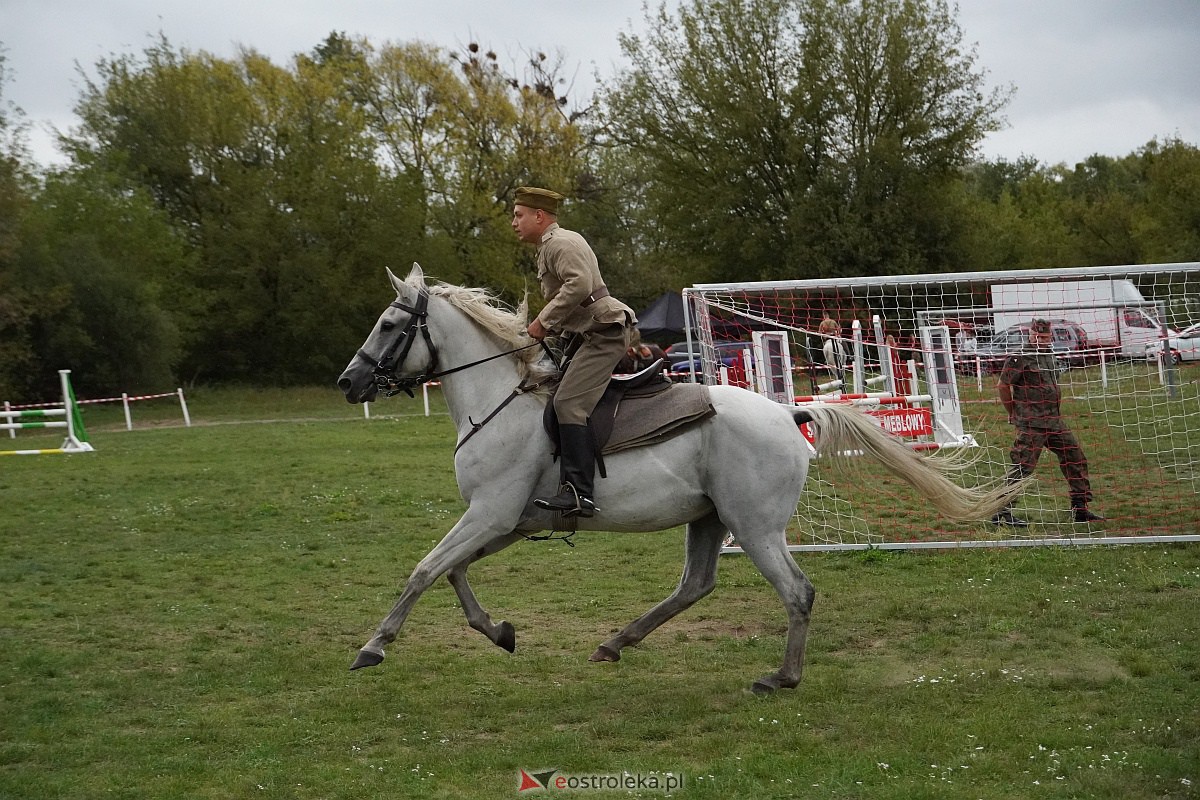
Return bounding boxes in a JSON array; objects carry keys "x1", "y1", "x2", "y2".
[
  {"x1": 446, "y1": 532, "x2": 524, "y2": 652},
  {"x1": 351, "y1": 508, "x2": 521, "y2": 670}
]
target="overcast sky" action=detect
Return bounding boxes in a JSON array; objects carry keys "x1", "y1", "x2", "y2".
[{"x1": 3, "y1": 0, "x2": 1199, "y2": 169}]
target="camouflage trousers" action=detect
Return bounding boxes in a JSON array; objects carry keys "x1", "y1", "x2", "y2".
[{"x1": 1007, "y1": 426, "x2": 1092, "y2": 506}]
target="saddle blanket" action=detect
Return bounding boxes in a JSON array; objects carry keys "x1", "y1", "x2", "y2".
[{"x1": 601, "y1": 382, "x2": 715, "y2": 454}]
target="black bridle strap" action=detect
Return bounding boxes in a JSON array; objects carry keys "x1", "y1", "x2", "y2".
[
  {"x1": 361, "y1": 337, "x2": 543, "y2": 396},
  {"x1": 353, "y1": 291, "x2": 437, "y2": 396},
  {"x1": 453, "y1": 375, "x2": 559, "y2": 455},
  {"x1": 450, "y1": 340, "x2": 563, "y2": 453}
]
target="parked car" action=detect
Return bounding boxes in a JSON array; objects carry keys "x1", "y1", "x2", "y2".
[
  {"x1": 666, "y1": 339, "x2": 733, "y2": 366},
  {"x1": 663, "y1": 339, "x2": 706, "y2": 365},
  {"x1": 665, "y1": 340, "x2": 752, "y2": 378},
  {"x1": 969, "y1": 319, "x2": 1090, "y2": 373},
  {"x1": 1145, "y1": 321, "x2": 1200, "y2": 364}
]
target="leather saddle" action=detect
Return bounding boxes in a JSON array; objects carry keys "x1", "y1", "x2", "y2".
[{"x1": 542, "y1": 359, "x2": 715, "y2": 476}]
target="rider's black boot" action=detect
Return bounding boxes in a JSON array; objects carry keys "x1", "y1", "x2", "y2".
[{"x1": 535, "y1": 424, "x2": 599, "y2": 518}]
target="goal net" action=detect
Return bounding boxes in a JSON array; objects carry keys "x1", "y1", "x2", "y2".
[{"x1": 683, "y1": 262, "x2": 1200, "y2": 549}]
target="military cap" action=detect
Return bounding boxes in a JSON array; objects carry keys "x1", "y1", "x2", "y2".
[
  {"x1": 1031, "y1": 318, "x2": 1051, "y2": 334},
  {"x1": 514, "y1": 186, "x2": 564, "y2": 214}
]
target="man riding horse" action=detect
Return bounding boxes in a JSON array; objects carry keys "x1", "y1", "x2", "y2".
[
  {"x1": 339, "y1": 263, "x2": 1029, "y2": 692},
  {"x1": 511, "y1": 186, "x2": 637, "y2": 519}
]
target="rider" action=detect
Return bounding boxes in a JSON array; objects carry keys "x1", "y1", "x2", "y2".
[{"x1": 511, "y1": 186, "x2": 636, "y2": 517}]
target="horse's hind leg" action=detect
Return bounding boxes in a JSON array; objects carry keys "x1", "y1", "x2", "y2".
[
  {"x1": 731, "y1": 530, "x2": 815, "y2": 695},
  {"x1": 446, "y1": 533, "x2": 523, "y2": 653},
  {"x1": 590, "y1": 511, "x2": 726, "y2": 663}
]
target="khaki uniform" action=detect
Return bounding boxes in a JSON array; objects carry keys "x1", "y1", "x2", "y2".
[
  {"x1": 535, "y1": 223, "x2": 635, "y2": 425},
  {"x1": 998, "y1": 352, "x2": 1092, "y2": 505}
]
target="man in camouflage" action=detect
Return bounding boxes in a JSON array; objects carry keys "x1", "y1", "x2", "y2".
[{"x1": 992, "y1": 318, "x2": 1104, "y2": 526}]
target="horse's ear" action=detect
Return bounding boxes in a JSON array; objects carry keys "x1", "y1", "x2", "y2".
[
  {"x1": 386, "y1": 263, "x2": 425, "y2": 300},
  {"x1": 386, "y1": 266, "x2": 405, "y2": 294}
]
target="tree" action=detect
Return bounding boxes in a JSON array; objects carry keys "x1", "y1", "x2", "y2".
[
  {"x1": 957, "y1": 158, "x2": 1078, "y2": 270},
  {"x1": 8, "y1": 166, "x2": 189, "y2": 397},
  {"x1": 59, "y1": 33, "x2": 605, "y2": 383},
  {"x1": 1050, "y1": 153, "x2": 1145, "y2": 266},
  {"x1": 0, "y1": 45, "x2": 41, "y2": 398},
  {"x1": 602, "y1": 0, "x2": 1010, "y2": 283},
  {"x1": 336, "y1": 36, "x2": 592, "y2": 298},
  {"x1": 957, "y1": 140, "x2": 1200, "y2": 272},
  {"x1": 1135, "y1": 139, "x2": 1200, "y2": 263},
  {"x1": 64, "y1": 36, "x2": 430, "y2": 384},
  {"x1": 0, "y1": 45, "x2": 30, "y2": 264}
]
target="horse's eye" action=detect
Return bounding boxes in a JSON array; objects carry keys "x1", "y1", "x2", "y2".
[{"x1": 381, "y1": 321, "x2": 395, "y2": 332}]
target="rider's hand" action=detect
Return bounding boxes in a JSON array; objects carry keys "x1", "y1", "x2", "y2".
[{"x1": 527, "y1": 318, "x2": 548, "y2": 340}]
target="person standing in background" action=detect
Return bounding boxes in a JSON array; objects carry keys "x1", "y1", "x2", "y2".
[
  {"x1": 818, "y1": 310, "x2": 845, "y2": 383},
  {"x1": 992, "y1": 319, "x2": 1105, "y2": 526},
  {"x1": 616, "y1": 331, "x2": 666, "y2": 373}
]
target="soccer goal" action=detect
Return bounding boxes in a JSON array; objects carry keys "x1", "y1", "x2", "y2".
[{"x1": 683, "y1": 262, "x2": 1200, "y2": 550}]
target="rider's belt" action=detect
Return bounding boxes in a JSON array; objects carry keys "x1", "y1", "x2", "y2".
[{"x1": 580, "y1": 286, "x2": 610, "y2": 307}]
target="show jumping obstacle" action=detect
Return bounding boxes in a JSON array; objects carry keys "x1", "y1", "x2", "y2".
[{"x1": 0, "y1": 370, "x2": 94, "y2": 455}]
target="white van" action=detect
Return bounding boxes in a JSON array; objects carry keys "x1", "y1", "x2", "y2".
[{"x1": 991, "y1": 279, "x2": 1173, "y2": 358}]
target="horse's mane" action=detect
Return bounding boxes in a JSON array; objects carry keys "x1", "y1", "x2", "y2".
[{"x1": 410, "y1": 272, "x2": 559, "y2": 388}]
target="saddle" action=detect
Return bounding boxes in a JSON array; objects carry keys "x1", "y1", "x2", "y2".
[{"x1": 542, "y1": 359, "x2": 715, "y2": 474}]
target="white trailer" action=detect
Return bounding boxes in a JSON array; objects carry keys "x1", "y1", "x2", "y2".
[{"x1": 991, "y1": 279, "x2": 1168, "y2": 357}]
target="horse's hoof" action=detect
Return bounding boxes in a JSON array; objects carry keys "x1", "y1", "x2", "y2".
[
  {"x1": 750, "y1": 678, "x2": 778, "y2": 695},
  {"x1": 750, "y1": 674, "x2": 799, "y2": 694},
  {"x1": 496, "y1": 621, "x2": 516, "y2": 653},
  {"x1": 589, "y1": 645, "x2": 620, "y2": 663},
  {"x1": 350, "y1": 648, "x2": 385, "y2": 670}
]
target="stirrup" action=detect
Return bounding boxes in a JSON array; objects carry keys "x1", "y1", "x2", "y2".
[{"x1": 534, "y1": 483, "x2": 598, "y2": 518}]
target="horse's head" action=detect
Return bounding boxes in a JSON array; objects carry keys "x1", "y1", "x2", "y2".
[{"x1": 338, "y1": 263, "x2": 438, "y2": 404}]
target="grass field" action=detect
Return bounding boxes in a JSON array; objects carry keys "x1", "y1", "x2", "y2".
[{"x1": 1, "y1": 385, "x2": 1198, "y2": 799}]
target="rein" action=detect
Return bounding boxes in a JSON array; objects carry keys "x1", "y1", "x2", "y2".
[{"x1": 404, "y1": 341, "x2": 545, "y2": 396}]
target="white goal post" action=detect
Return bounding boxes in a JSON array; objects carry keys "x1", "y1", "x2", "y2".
[{"x1": 682, "y1": 262, "x2": 1200, "y2": 550}]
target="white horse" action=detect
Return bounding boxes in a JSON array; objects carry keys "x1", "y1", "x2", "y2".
[{"x1": 337, "y1": 264, "x2": 1023, "y2": 694}]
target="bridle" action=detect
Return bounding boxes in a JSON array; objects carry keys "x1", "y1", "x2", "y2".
[
  {"x1": 352, "y1": 288, "x2": 439, "y2": 397},
  {"x1": 353, "y1": 287, "x2": 548, "y2": 398}
]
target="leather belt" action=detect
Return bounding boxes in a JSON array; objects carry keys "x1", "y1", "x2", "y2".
[{"x1": 580, "y1": 285, "x2": 610, "y2": 307}]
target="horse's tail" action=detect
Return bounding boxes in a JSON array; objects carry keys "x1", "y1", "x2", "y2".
[{"x1": 793, "y1": 404, "x2": 1027, "y2": 522}]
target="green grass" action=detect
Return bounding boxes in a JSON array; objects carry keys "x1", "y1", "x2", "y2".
[{"x1": 1, "y1": 386, "x2": 1198, "y2": 799}]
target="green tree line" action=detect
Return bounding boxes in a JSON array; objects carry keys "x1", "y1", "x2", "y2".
[{"x1": 2, "y1": 0, "x2": 1198, "y2": 400}]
